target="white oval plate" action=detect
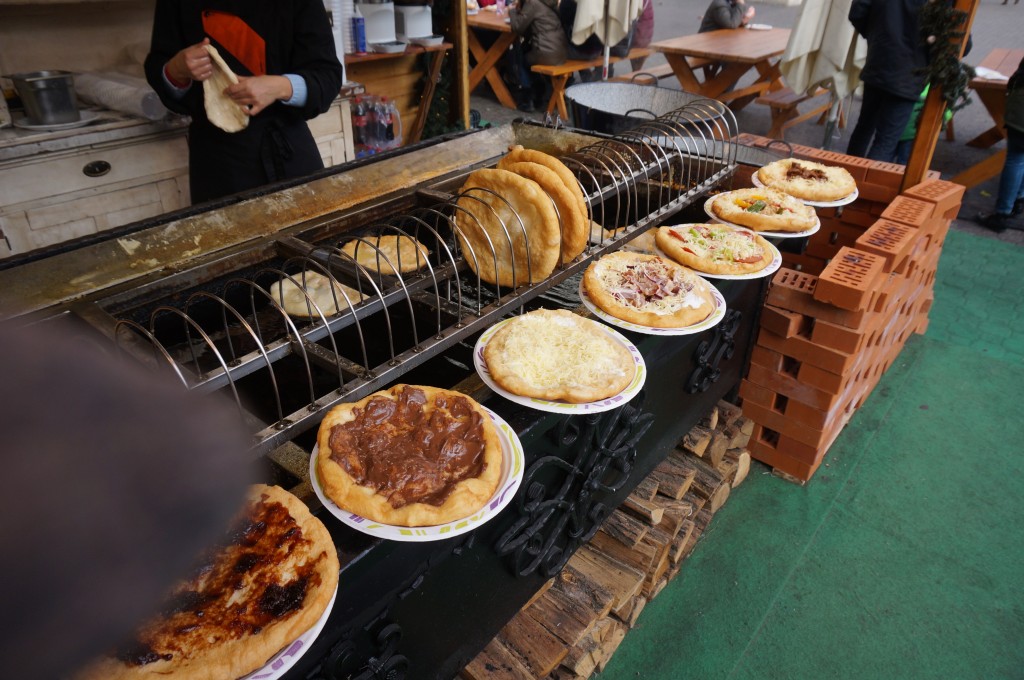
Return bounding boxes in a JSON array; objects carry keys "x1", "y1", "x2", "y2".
[
  {"x1": 241, "y1": 587, "x2": 337, "y2": 680},
  {"x1": 751, "y1": 172, "x2": 859, "y2": 207},
  {"x1": 651, "y1": 226, "x2": 784, "y2": 280},
  {"x1": 748, "y1": 23, "x2": 773, "y2": 31},
  {"x1": 577, "y1": 277, "x2": 727, "y2": 335},
  {"x1": 703, "y1": 195, "x2": 821, "y2": 240},
  {"x1": 473, "y1": 316, "x2": 647, "y2": 414},
  {"x1": 310, "y1": 406, "x2": 524, "y2": 542},
  {"x1": 13, "y1": 110, "x2": 100, "y2": 131}
]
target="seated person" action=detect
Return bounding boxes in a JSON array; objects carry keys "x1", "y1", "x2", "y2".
[
  {"x1": 699, "y1": 0, "x2": 755, "y2": 32},
  {"x1": 507, "y1": 0, "x2": 568, "y2": 111}
]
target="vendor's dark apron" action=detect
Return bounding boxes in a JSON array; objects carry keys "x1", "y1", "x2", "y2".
[{"x1": 187, "y1": 111, "x2": 323, "y2": 204}]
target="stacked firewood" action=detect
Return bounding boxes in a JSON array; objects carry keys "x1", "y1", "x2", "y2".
[{"x1": 462, "y1": 401, "x2": 754, "y2": 679}]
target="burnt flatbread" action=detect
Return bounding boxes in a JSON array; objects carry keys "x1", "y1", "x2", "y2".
[{"x1": 76, "y1": 485, "x2": 339, "y2": 680}]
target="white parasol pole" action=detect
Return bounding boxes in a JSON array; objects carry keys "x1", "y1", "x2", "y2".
[{"x1": 602, "y1": 0, "x2": 610, "y2": 79}]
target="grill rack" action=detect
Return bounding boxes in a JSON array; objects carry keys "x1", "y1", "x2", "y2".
[{"x1": 106, "y1": 101, "x2": 739, "y2": 455}]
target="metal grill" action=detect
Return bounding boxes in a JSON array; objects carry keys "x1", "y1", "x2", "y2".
[{"x1": 82, "y1": 101, "x2": 739, "y2": 456}]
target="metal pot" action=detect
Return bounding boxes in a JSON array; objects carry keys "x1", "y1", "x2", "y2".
[
  {"x1": 11, "y1": 70, "x2": 80, "y2": 126},
  {"x1": 564, "y1": 81, "x2": 722, "y2": 136}
]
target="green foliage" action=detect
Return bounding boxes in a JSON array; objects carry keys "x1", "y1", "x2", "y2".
[{"x1": 919, "y1": 0, "x2": 976, "y2": 113}]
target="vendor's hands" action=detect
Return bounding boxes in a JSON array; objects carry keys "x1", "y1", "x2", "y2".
[
  {"x1": 166, "y1": 38, "x2": 213, "y2": 84},
  {"x1": 742, "y1": 6, "x2": 756, "y2": 24},
  {"x1": 223, "y1": 75, "x2": 293, "y2": 116}
]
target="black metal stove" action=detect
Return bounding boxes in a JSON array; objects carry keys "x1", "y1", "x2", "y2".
[{"x1": 0, "y1": 107, "x2": 768, "y2": 679}]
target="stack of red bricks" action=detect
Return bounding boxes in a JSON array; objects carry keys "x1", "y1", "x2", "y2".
[{"x1": 733, "y1": 134, "x2": 965, "y2": 481}]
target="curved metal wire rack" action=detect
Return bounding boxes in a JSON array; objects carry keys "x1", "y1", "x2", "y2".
[{"x1": 102, "y1": 101, "x2": 739, "y2": 455}]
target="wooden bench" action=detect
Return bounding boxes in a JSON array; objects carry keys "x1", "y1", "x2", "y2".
[
  {"x1": 609, "y1": 62, "x2": 675, "y2": 85},
  {"x1": 531, "y1": 47, "x2": 652, "y2": 119},
  {"x1": 755, "y1": 86, "x2": 843, "y2": 140}
]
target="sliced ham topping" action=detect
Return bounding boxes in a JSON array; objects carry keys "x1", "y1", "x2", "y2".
[{"x1": 609, "y1": 261, "x2": 692, "y2": 309}]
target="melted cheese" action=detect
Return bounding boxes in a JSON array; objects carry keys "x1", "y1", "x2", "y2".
[{"x1": 494, "y1": 314, "x2": 629, "y2": 387}]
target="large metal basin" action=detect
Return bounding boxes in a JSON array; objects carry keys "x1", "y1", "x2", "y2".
[{"x1": 564, "y1": 81, "x2": 723, "y2": 135}]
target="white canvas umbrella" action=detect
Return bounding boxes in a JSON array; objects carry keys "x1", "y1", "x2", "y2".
[
  {"x1": 572, "y1": 0, "x2": 643, "y2": 79},
  {"x1": 778, "y1": 0, "x2": 867, "y2": 147}
]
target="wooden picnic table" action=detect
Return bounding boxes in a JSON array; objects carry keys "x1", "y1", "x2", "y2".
[
  {"x1": 651, "y1": 27, "x2": 790, "y2": 110},
  {"x1": 467, "y1": 10, "x2": 518, "y2": 110},
  {"x1": 951, "y1": 48, "x2": 1023, "y2": 189}
]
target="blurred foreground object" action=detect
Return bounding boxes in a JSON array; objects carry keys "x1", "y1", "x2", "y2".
[{"x1": 0, "y1": 326, "x2": 252, "y2": 680}]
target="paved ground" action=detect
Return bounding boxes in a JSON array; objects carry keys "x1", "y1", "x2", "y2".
[{"x1": 469, "y1": 0, "x2": 1024, "y2": 246}]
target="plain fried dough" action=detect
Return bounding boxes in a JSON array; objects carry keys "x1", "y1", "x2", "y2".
[
  {"x1": 500, "y1": 161, "x2": 587, "y2": 264},
  {"x1": 455, "y1": 168, "x2": 561, "y2": 287}
]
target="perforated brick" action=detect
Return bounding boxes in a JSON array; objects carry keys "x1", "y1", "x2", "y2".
[
  {"x1": 831, "y1": 155, "x2": 873, "y2": 183},
  {"x1": 865, "y1": 161, "x2": 906, "y2": 187},
  {"x1": 881, "y1": 196, "x2": 934, "y2": 228},
  {"x1": 739, "y1": 379, "x2": 776, "y2": 408},
  {"x1": 902, "y1": 179, "x2": 966, "y2": 215},
  {"x1": 856, "y1": 181, "x2": 899, "y2": 204},
  {"x1": 798, "y1": 362, "x2": 849, "y2": 395},
  {"x1": 746, "y1": 363, "x2": 843, "y2": 409},
  {"x1": 810, "y1": 318, "x2": 867, "y2": 354},
  {"x1": 813, "y1": 247, "x2": 887, "y2": 311},
  {"x1": 767, "y1": 269, "x2": 870, "y2": 329},
  {"x1": 757, "y1": 328, "x2": 857, "y2": 375},
  {"x1": 854, "y1": 219, "x2": 917, "y2": 273},
  {"x1": 760, "y1": 305, "x2": 806, "y2": 338}
]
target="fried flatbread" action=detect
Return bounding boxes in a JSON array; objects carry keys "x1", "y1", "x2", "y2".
[
  {"x1": 340, "y1": 234, "x2": 430, "y2": 275},
  {"x1": 656, "y1": 223, "x2": 773, "y2": 275},
  {"x1": 483, "y1": 309, "x2": 634, "y2": 403},
  {"x1": 500, "y1": 161, "x2": 587, "y2": 264},
  {"x1": 710, "y1": 188, "x2": 817, "y2": 233},
  {"x1": 756, "y1": 158, "x2": 857, "y2": 202},
  {"x1": 499, "y1": 145, "x2": 588, "y2": 237},
  {"x1": 584, "y1": 251, "x2": 715, "y2": 327},
  {"x1": 455, "y1": 168, "x2": 561, "y2": 287},
  {"x1": 76, "y1": 485, "x2": 339, "y2": 680},
  {"x1": 317, "y1": 385, "x2": 503, "y2": 527},
  {"x1": 270, "y1": 272, "x2": 362, "y2": 317}
]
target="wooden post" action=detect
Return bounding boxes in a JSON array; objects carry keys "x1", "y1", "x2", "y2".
[
  {"x1": 901, "y1": 0, "x2": 980, "y2": 191},
  {"x1": 453, "y1": 0, "x2": 471, "y2": 129}
]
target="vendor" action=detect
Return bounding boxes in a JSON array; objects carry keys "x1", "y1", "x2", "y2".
[{"x1": 144, "y1": 1, "x2": 343, "y2": 204}]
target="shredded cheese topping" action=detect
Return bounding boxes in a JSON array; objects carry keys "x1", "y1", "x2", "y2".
[{"x1": 493, "y1": 315, "x2": 629, "y2": 387}]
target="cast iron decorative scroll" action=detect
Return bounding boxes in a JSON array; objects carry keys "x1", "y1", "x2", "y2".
[
  {"x1": 494, "y1": 392, "x2": 654, "y2": 578},
  {"x1": 321, "y1": 622, "x2": 408, "y2": 680},
  {"x1": 686, "y1": 309, "x2": 742, "y2": 394}
]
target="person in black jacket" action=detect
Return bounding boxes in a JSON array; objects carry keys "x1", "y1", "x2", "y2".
[
  {"x1": 699, "y1": 0, "x2": 755, "y2": 33},
  {"x1": 845, "y1": 0, "x2": 929, "y2": 162},
  {"x1": 145, "y1": 1, "x2": 343, "y2": 204}
]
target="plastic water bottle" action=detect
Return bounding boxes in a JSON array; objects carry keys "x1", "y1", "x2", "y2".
[
  {"x1": 495, "y1": 0, "x2": 505, "y2": 14},
  {"x1": 352, "y1": 8, "x2": 367, "y2": 53},
  {"x1": 352, "y1": 95, "x2": 371, "y2": 157},
  {"x1": 371, "y1": 97, "x2": 389, "y2": 151}
]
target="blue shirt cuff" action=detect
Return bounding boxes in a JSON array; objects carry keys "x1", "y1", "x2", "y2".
[{"x1": 282, "y1": 74, "x2": 308, "y2": 107}]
